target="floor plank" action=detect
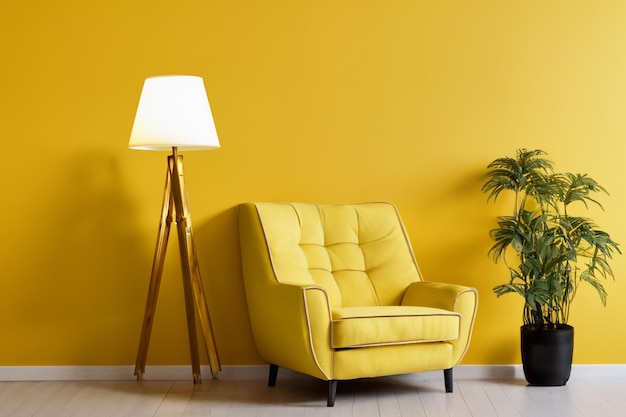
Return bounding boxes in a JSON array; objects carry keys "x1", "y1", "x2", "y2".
[{"x1": 2, "y1": 375, "x2": 626, "y2": 417}]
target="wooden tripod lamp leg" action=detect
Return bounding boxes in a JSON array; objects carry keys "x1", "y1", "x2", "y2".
[
  {"x1": 188, "y1": 251, "x2": 222, "y2": 379},
  {"x1": 134, "y1": 164, "x2": 174, "y2": 380},
  {"x1": 178, "y1": 227, "x2": 203, "y2": 383},
  {"x1": 171, "y1": 152, "x2": 221, "y2": 380},
  {"x1": 134, "y1": 149, "x2": 221, "y2": 383}
]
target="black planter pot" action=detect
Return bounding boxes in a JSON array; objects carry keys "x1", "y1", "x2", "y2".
[{"x1": 521, "y1": 324, "x2": 574, "y2": 386}]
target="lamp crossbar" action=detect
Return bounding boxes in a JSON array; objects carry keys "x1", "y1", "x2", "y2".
[{"x1": 134, "y1": 149, "x2": 221, "y2": 383}]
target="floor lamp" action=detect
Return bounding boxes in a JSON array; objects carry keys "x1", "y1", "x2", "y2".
[{"x1": 128, "y1": 75, "x2": 221, "y2": 383}]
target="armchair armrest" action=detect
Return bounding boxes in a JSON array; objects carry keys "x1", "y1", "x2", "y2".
[
  {"x1": 402, "y1": 281, "x2": 476, "y2": 311},
  {"x1": 247, "y1": 282, "x2": 333, "y2": 380},
  {"x1": 401, "y1": 281, "x2": 478, "y2": 364}
]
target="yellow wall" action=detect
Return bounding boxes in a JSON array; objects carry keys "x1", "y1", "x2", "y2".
[{"x1": 1, "y1": 0, "x2": 625, "y2": 367}]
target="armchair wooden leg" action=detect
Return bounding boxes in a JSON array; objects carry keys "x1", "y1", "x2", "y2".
[
  {"x1": 327, "y1": 380, "x2": 338, "y2": 407},
  {"x1": 268, "y1": 364, "x2": 279, "y2": 387},
  {"x1": 444, "y1": 368, "x2": 453, "y2": 393}
]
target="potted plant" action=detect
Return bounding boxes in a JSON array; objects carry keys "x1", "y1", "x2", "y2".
[{"x1": 482, "y1": 148, "x2": 620, "y2": 385}]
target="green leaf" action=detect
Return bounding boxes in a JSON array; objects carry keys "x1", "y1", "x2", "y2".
[{"x1": 483, "y1": 148, "x2": 621, "y2": 326}]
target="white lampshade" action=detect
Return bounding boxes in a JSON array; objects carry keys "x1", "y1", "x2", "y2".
[{"x1": 128, "y1": 75, "x2": 221, "y2": 151}]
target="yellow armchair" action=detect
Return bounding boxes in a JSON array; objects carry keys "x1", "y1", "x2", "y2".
[{"x1": 238, "y1": 202, "x2": 477, "y2": 406}]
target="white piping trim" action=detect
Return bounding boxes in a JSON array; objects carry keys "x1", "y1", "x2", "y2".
[
  {"x1": 302, "y1": 285, "x2": 333, "y2": 380},
  {"x1": 453, "y1": 286, "x2": 479, "y2": 365}
]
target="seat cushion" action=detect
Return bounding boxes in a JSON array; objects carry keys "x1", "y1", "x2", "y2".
[{"x1": 331, "y1": 306, "x2": 460, "y2": 349}]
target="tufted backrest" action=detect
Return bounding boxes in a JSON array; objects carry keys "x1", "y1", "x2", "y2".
[{"x1": 252, "y1": 202, "x2": 423, "y2": 308}]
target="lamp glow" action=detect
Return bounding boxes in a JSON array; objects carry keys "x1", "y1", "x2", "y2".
[{"x1": 129, "y1": 75, "x2": 220, "y2": 151}]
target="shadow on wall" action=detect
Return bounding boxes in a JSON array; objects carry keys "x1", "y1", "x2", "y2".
[
  {"x1": 194, "y1": 205, "x2": 263, "y2": 365},
  {"x1": 405, "y1": 166, "x2": 490, "y2": 285},
  {"x1": 25, "y1": 150, "x2": 149, "y2": 364}
]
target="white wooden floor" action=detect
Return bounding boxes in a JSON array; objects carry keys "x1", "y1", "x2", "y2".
[{"x1": 1, "y1": 373, "x2": 626, "y2": 417}]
